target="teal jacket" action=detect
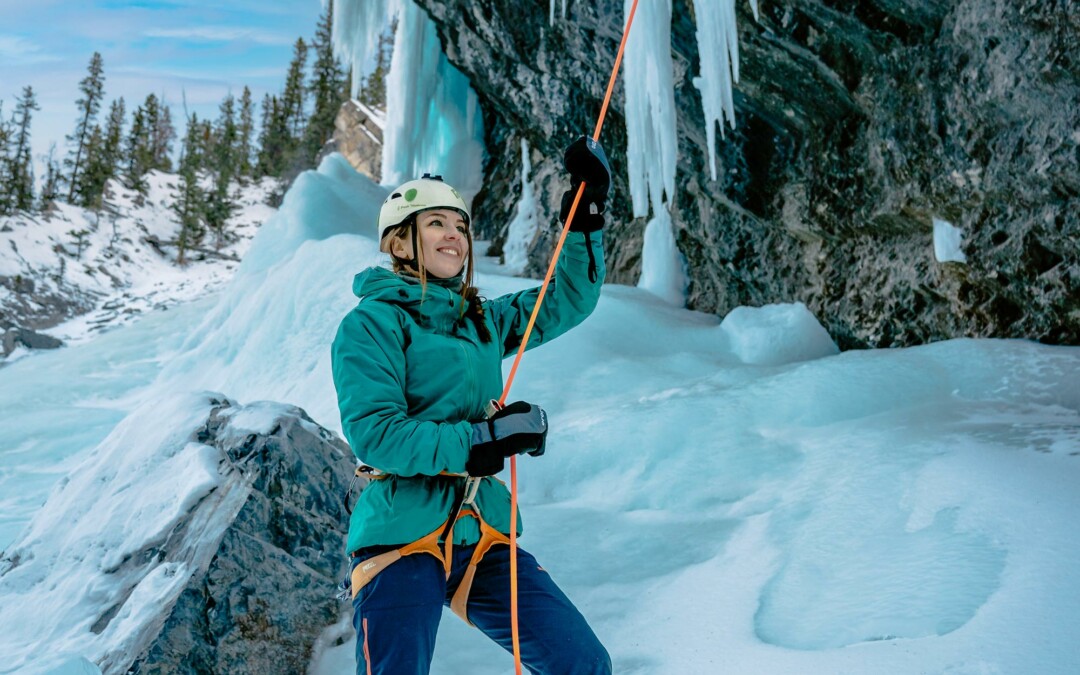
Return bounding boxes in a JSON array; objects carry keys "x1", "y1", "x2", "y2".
[{"x1": 332, "y1": 231, "x2": 605, "y2": 553}]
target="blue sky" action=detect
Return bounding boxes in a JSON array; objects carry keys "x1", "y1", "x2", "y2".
[{"x1": 1, "y1": 0, "x2": 326, "y2": 166}]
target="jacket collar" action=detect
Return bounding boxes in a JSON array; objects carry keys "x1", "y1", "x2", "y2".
[{"x1": 352, "y1": 267, "x2": 466, "y2": 330}]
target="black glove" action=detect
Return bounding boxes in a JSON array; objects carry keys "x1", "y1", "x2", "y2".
[
  {"x1": 561, "y1": 135, "x2": 611, "y2": 233},
  {"x1": 466, "y1": 401, "x2": 548, "y2": 477}
]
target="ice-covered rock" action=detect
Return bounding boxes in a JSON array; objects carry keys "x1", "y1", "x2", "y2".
[
  {"x1": 0, "y1": 393, "x2": 359, "y2": 674},
  {"x1": 719, "y1": 302, "x2": 839, "y2": 366}
]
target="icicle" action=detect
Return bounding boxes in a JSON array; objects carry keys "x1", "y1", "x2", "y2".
[
  {"x1": 623, "y1": 0, "x2": 686, "y2": 306},
  {"x1": 549, "y1": 0, "x2": 569, "y2": 24},
  {"x1": 691, "y1": 0, "x2": 759, "y2": 181},
  {"x1": 623, "y1": 0, "x2": 677, "y2": 220},
  {"x1": 502, "y1": 139, "x2": 538, "y2": 275}
]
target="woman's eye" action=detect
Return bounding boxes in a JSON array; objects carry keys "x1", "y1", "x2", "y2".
[
  {"x1": 456, "y1": 225, "x2": 467, "y2": 234},
  {"x1": 429, "y1": 220, "x2": 443, "y2": 227}
]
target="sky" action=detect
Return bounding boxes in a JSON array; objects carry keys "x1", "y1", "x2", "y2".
[{"x1": 0, "y1": 0, "x2": 326, "y2": 169}]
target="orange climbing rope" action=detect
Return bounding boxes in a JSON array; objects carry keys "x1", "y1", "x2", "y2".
[{"x1": 497, "y1": 1, "x2": 640, "y2": 671}]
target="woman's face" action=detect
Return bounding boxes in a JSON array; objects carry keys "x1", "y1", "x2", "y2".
[{"x1": 392, "y1": 208, "x2": 470, "y2": 278}]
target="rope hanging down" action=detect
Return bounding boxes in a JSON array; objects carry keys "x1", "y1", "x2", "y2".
[{"x1": 497, "y1": 1, "x2": 640, "y2": 671}]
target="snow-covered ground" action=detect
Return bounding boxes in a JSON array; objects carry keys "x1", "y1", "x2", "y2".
[
  {"x1": 0, "y1": 172, "x2": 276, "y2": 353},
  {"x1": 1, "y1": 154, "x2": 1078, "y2": 674}
]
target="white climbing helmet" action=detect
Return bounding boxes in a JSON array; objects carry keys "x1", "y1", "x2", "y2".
[{"x1": 377, "y1": 173, "x2": 471, "y2": 252}]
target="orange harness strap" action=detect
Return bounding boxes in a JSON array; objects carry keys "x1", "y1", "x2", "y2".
[
  {"x1": 448, "y1": 511, "x2": 511, "y2": 625},
  {"x1": 349, "y1": 506, "x2": 509, "y2": 616}
]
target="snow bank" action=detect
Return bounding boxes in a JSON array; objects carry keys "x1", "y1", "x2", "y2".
[{"x1": 720, "y1": 302, "x2": 839, "y2": 366}]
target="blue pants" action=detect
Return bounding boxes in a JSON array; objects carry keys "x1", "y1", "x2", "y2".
[{"x1": 351, "y1": 543, "x2": 611, "y2": 675}]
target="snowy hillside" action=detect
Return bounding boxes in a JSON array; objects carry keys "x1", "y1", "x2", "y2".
[
  {"x1": 0, "y1": 172, "x2": 276, "y2": 357},
  {"x1": 1, "y1": 155, "x2": 1078, "y2": 674}
]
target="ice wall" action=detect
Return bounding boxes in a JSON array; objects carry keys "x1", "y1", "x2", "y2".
[{"x1": 333, "y1": 0, "x2": 485, "y2": 205}]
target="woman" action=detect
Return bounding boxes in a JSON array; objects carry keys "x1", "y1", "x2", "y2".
[{"x1": 331, "y1": 136, "x2": 613, "y2": 675}]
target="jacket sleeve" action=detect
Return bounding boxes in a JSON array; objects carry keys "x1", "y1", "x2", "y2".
[
  {"x1": 487, "y1": 230, "x2": 605, "y2": 358},
  {"x1": 331, "y1": 303, "x2": 471, "y2": 476}
]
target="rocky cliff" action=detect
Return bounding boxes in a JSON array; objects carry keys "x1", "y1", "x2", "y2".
[{"x1": 411, "y1": 0, "x2": 1077, "y2": 348}]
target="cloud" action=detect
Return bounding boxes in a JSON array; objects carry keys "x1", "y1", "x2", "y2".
[
  {"x1": 144, "y1": 26, "x2": 294, "y2": 46},
  {"x1": 0, "y1": 34, "x2": 62, "y2": 65}
]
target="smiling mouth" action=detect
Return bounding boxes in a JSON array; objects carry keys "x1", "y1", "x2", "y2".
[{"x1": 437, "y1": 248, "x2": 461, "y2": 257}]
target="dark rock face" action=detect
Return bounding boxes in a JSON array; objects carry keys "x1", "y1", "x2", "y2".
[
  {"x1": 413, "y1": 0, "x2": 1078, "y2": 347},
  {"x1": 128, "y1": 400, "x2": 359, "y2": 674}
]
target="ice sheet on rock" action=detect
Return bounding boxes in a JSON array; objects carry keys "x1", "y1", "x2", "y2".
[
  {"x1": 502, "y1": 139, "x2": 539, "y2": 275},
  {"x1": 0, "y1": 392, "x2": 240, "y2": 674},
  {"x1": 380, "y1": 0, "x2": 485, "y2": 204},
  {"x1": 934, "y1": 216, "x2": 968, "y2": 264},
  {"x1": 719, "y1": 302, "x2": 840, "y2": 366}
]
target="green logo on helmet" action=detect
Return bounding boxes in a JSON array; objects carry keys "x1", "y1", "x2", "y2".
[{"x1": 405, "y1": 188, "x2": 418, "y2": 201}]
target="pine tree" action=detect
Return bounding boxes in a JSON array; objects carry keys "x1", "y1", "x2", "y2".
[
  {"x1": 205, "y1": 93, "x2": 239, "y2": 248},
  {"x1": 39, "y1": 143, "x2": 62, "y2": 211},
  {"x1": 125, "y1": 104, "x2": 150, "y2": 193},
  {"x1": 7, "y1": 86, "x2": 40, "y2": 212},
  {"x1": 152, "y1": 102, "x2": 175, "y2": 171},
  {"x1": 282, "y1": 39, "x2": 309, "y2": 141},
  {"x1": 237, "y1": 86, "x2": 255, "y2": 179},
  {"x1": 75, "y1": 124, "x2": 105, "y2": 209},
  {"x1": 66, "y1": 52, "x2": 106, "y2": 202},
  {"x1": 0, "y1": 101, "x2": 12, "y2": 215},
  {"x1": 256, "y1": 93, "x2": 288, "y2": 178},
  {"x1": 303, "y1": 0, "x2": 348, "y2": 167},
  {"x1": 173, "y1": 113, "x2": 206, "y2": 266},
  {"x1": 75, "y1": 98, "x2": 125, "y2": 209}
]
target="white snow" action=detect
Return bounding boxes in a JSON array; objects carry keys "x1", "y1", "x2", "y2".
[
  {"x1": 3, "y1": 154, "x2": 1080, "y2": 674},
  {"x1": 692, "y1": 0, "x2": 760, "y2": 181},
  {"x1": 934, "y1": 216, "x2": 968, "y2": 264},
  {"x1": 501, "y1": 139, "x2": 538, "y2": 275},
  {"x1": 0, "y1": 171, "x2": 275, "y2": 347}
]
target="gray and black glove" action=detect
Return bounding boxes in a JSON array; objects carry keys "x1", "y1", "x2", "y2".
[
  {"x1": 560, "y1": 135, "x2": 611, "y2": 233},
  {"x1": 466, "y1": 401, "x2": 548, "y2": 477}
]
